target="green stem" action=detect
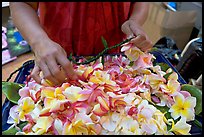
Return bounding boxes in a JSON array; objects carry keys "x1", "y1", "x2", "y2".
[{"x1": 69, "y1": 37, "x2": 134, "y2": 65}]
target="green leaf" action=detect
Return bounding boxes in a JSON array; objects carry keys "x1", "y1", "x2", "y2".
[
  {"x1": 68, "y1": 53, "x2": 73, "y2": 61},
  {"x1": 149, "y1": 47, "x2": 158, "y2": 52},
  {"x1": 2, "y1": 127, "x2": 18, "y2": 135},
  {"x1": 156, "y1": 62, "x2": 170, "y2": 72},
  {"x1": 101, "y1": 36, "x2": 108, "y2": 49},
  {"x1": 154, "y1": 105, "x2": 172, "y2": 119},
  {"x1": 193, "y1": 119, "x2": 202, "y2": 129},
  {"x1": 163, "y1": 72, "x2": 173, "y2": 80},
  {"x1": 2, "y1": 122, "x2": 28, "y2": 135},
  {"x1": 18, "y1": 121, "x2": 28, "y2": 130},
  {"x1": 129, "y1": 61, "x2": 134, "y2": 67},
  {"x1": 2, "y1": 82, "x2": 24, "y2": 104}
]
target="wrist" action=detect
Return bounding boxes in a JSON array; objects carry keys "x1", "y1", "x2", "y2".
[
  {"x1": 128, "y1": 18, "x2": 142, "y2": 26},
  {"x1": 28, "y1": 32, "x2": 50, "y2": 51}
]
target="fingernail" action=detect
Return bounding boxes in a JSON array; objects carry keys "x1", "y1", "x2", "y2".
[{"x1": 127, "y1": 34, "x2": 134, "y2": 39}]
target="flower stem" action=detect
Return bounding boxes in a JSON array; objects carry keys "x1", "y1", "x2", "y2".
[{"x1": 68, "y1": 37, "x2": 134, "y2": 65}]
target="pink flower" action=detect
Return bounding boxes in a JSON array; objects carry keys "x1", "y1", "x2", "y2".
[
  {"x1": 79, "y1": 84, "x2": 106, "y2": 104},
  {"x1": 132, "y1": 53, "x2": 154, "y2": 70}
]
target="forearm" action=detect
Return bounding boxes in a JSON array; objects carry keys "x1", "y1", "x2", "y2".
[
  {"x1": 129, "y1": 2, "x2": 149, "y2": 26},
  {"x1": 9, "y1": 2, "x2": 49, "y2": 50}
]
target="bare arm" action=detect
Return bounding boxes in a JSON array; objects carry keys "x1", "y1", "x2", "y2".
[
  {"x1": 10, "y1": 2, "x2": 77, "y2": 85},
  {"x1": 10, "y1": 2, "x2": 48, "y2": 49},
  {"x1": 129, "y1": 2, "x2": 149, "y2": 26},
  {"x1": 121, "y1": 2, "x2": 152, "y2": 51}
]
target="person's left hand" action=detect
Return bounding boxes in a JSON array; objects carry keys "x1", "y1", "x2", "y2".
[{"x1": 121, "y1": 19, "x2": 153, "y2": 52}]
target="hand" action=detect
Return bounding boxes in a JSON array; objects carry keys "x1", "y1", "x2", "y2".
[
  {"x1": 30, "y1": 38, "x2": 77, "y2": 86},
  {"x1": 121, "y1": 19, "x2": 153, "y2": 52}
]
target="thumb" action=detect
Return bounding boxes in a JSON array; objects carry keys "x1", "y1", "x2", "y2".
[{"x1": 121, "y1": 22, "x2": 134, "y2": 38}]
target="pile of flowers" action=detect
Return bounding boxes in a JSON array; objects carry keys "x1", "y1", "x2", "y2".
[{"x1": 7, "y1": 42, "x2": 196, "y2": 135}]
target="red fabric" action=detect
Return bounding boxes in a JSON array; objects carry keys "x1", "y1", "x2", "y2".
[{"x1": 38, "y1": 2, "x2": 132, "y2": 56}]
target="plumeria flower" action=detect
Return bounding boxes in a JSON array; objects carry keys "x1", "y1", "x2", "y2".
[
  {"x1": 141, "y1": 119, "x2": 158, "y2": 135},
  {"x1": 121, "y1": 43, "x2": 144, "y2": 61},
  {"x1": 7, "y1": 105, "x2": 20, "y2": 129},
  {"x1": 63, "y1": 85, "x2": 89, "y2": 103},
  {"x1": 115, "y1": 73, "x2": 138, "y2": 94},
  {"x1": 72, "y1": 113, "x2": 102, "y2": 134},
  {"x1": 146, "y1": 73, "x2": 166, "y2": 91},
  {"x1": 100, "y1": 112, "x2": 123, "y2": 132},
  {"x1": 139, "y1": 91, "x2": 153, "y2": 104},
  {"x1": 111, "y1": 55, "x2": 130, "y2": 68},
  {"x1": 169, "y1": 92, "x2": 196, "y2": 121},
  {"x1": 107, "y1": 92, "x2": 127, "y2": 111},
  {"x1": 150, "y1": 65, "x2": 166, "y2": 77},
  {"x1": 168, "y1": 117, "x2": 191, "y2": 135},
  {"x1": 152, "y1": 93, "x2": 174, "y2": 108},
  {"x1": 160, "y1": 77, "x2": 181, "y2": 96},
  {"x1": 17, "y1": 97, "x2": 35, "y2": 121},
  {"x1": 81, "y1": 66, "x2": 94, "y2": 80},
  {"x1": 167, "y1": 72, "x2": 178, "y2": 81},
  {"x1": 137, "y1": 100, "x2": 157, "y2": 123},
  {"x1": 152, "y1": 111, "x2": 169, "y2": 135},
  {"x1": 32, "y1": 116, "x2": 54, "y2": 135},
  {"x1": 18, "y1": 81, "x2": 42, "y2": 103},
  {"x1": 93, "y1": 96, "x2": 110, "y2": 116},
  {"x1": 89, "y1": 70, "x2": 116, "y2": 85},
  {"x1": 119, "y1": 115, "x2": 142, "y2": 135},
  {"x1": 79, "y1": 83, "x2": 106, "y2": 103},
  {"x1": 62, "y1": 120, "x2": 88, "y2": 135},
  {"x1": 124, "y1": 93, "x2": 142, "y2": 106},
  {"x1": 132, "y1": 53, "x2": 154, "y2": 70},
  {"x1": 41, "y1": 87, "x2": 66, "y2": 100},
  {"x1": 53, "y1": 118, "x2": 63, "y2": 135},
  {"x1": 28, "y1": 103, "x2": 42, "y2": 122},
  {"x1": 89, "y1": 70, "x2": 120, "y2": 92}
]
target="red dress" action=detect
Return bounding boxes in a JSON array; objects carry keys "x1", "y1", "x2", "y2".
[{"x1": 38, "y1": 2, "x2": 132, "y2": 56}]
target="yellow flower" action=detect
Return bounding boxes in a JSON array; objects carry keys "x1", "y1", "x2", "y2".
[
  {"x1": 167, "y1": 72, "x2": 178, "y2": 81},
  {"x1": 146, "y1": 74, "x2": 166, "y2": 91},
  {"x1": 18, "y1": 97, "x2": 35, "y2": 121},
  {"x1": 63, "y1": 85, "x2": 89, "y2": 103},
  {"x1": 32, "y1": 116, "x2": 54, "y2": 135},
  {"x1": 160, "y1": 79, "x2": 180, "y2": 95},
  {"x1": 119, "y1": 116, "x2": 142, "y2": 135},
  {"x1": 100, "y1": 112, "x2": 123, "y2": 132},
  {"x1": 121, "y1": 44, "x2": 144, "y2": 61},
  {"x1": 152, "y1": 111, "x2": 169, "y2": 135},
  {"x1": 89, "y1": 70, "x2": 116, "y2": 85},
  {"x1": 41, "y1": 87, "x2": 66, "y2": 100},
  {"x1": 168, "y1": 117, "x2": 191, "y2": 135},
  {"x1": 169, "y1": 93, "x2": 196, "y2": 121},
  {"x1": 62, "y1": 120, "x2": 88, "y2": 135}
]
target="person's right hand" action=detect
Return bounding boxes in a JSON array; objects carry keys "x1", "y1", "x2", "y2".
[{"x1": 30, "y1": 38, "x2": 77, "y2": 86}]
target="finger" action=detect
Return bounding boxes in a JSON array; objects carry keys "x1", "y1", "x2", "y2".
[
  {"x1": 121, "y1": 22, "x2": 134, "y2": 38},
  {"x1": 130, "y1": 35, "x2": 146, "y2": 46},
  {"x1": 30, "y1": 65, "x2": 41, "y2": 84},
  {"x1": 45, "y1": 56, "x2": 66, "y2": 83},
  {"x1": 129, "y1": 23, "x2": 142, "y2": 36},
  {"x1": 56, "y1": 55, "x2": 78, "y2": 80},
  {"x1": 138, "y1": 40, "x2": 153, "y2": 52},
  {"x1": 39, "y1": 61, "x2": 60, "y2": 85}
]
